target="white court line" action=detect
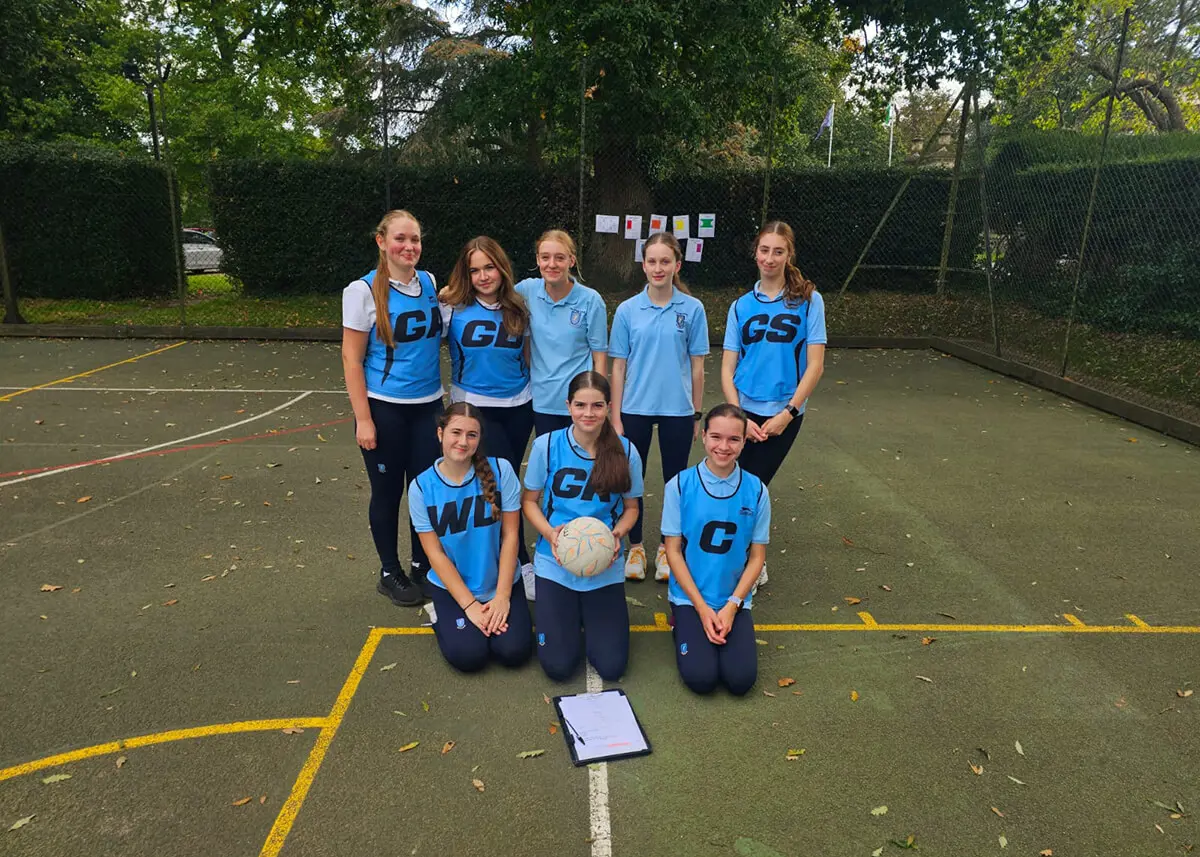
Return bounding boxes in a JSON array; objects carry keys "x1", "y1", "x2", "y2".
[
  {"x1": 2, "y1": 450, "x2": 221, "y2": 546},
  {"x1": 586, "y1": 664, "x2": 613, "y2": 857},
  {"x1": 0, "y1": 392, "x2": 312, "y2": 488},
  {"x1": 0, "y1": 386, "x2": 343, "y2": 394}
]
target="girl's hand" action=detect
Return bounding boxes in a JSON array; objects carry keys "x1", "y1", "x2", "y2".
[
  {"x1": 745, "y1": 419, "x2": 768, "y2": 443},
  {"x1": 761, "y1": 412, "x2": 792, "y2": 438},
  {"x1": 716, "y1": 602, "x2": 739, "y2": 638},
  {"x1": 548, "y1": 524, "x2": 564, "y2": 553},
  {"x1": 464, "y1": 601, "x2": 490, "y2": 635},
  {"x1": 700, "y1": 606, "x2": 726, "y2": 646},
  {"x1": 356, "y1": 418, "x2": 377, "y2": 450},
  {"x1": 481, "y1": 595, "x2": 510, "y2": 635}
]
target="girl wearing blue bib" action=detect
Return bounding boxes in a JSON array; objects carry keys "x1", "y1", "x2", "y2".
[
  {"x1": 342, "y1": 210, "x2": 445, "y2": 608},
  {"x1": 440, "y1": 237, "x2": 538, "y2": 602},
  {"x1": 721, "y1": 220, "x2": 826, "y2": 589},
  {"x1": 522, "y1": 371, "x2": 643, "y2": 682},
  {"x1": 409, "y1": 403, "x2": 532, "y2": 672},
  {"x1": 610, "y1": 233, "x2": 709, "y2": 584},
  {"x1": 514, "y1": 230, "x2": 609, "y2": 438},
  {"x1": 661, "y1": 404, "x2": 770, "y2": 696}
]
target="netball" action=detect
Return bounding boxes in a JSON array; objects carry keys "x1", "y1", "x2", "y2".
[{"x1": 554, "y1": 516, "x2": 618, "y2": 577}]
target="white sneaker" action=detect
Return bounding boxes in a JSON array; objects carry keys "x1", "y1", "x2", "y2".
[
  {"x1": 624, "y1": 545, "x2": 647, "y2": 581},
  {"x1": 751, "y1": 562, "x2": 768, "y2": 596},
  {"x1": 520, "y1": 562, "x2": 537, "y2": 602},
  {"x1": 654, "y1": 544, "x2": 670, "y2": 582}
]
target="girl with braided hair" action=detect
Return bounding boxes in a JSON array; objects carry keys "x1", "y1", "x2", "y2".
[{"x1": 408, "y1": 402, "x2": 532, "y2": 672}]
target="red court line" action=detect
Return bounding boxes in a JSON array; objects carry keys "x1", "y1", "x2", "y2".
[{"x1": 0, "y1": 418, "x2": 352, "y2": 479}]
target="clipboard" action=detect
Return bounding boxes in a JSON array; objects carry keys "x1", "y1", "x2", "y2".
[{"x1": 552, "y1": 689, "x2": 652, "y2": 766}]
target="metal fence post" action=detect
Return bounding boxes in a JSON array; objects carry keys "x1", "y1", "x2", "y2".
[
  {"x1": 935, "y1": 79, "x2": 974, "y2": 295},
  {"x1": 972, "y1": 89, "x2": 1000, "y2": 356},
  {"x1": 0, "y1": 218, "x2": 25, "y2": 324}
]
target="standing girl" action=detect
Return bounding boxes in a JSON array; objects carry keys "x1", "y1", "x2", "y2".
[
  {"x1": 342, "y1": 209, "x2": 444, "y2": 607},
  {"x1": 521, "y1": 371, "x2": 643, "y2": 682},
  {"x1": 661, "y1": 404, "x2": 770, "y2": 696},
  {"x1": 440, "y1": 237, "x2": 537, "y2": 599},
  {"x1": 609, "y1": 233, "x2": 709, "y2": 583},
  {"x1": 409, "y1": 403, "x2": 532, "y2": 672},
  {"x1": 721, "y1": 221, "x2": 826, "y2": 587},
  {"x1": 515, "y1": 230, "x2": 608, "y2": 438}
]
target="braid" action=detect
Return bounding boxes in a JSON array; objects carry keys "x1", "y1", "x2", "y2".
[{"x1": 472, "y1": 451, "x2": 500, "y2": 518}]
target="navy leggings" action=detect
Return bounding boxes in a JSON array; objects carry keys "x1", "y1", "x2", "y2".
[
  {"x1": 672, "y1": 604, "x2": 757, "y2": 695},
  {"x1": 620, "y1": 412, "x2": 694, "y2": 546},
  {"x1": 477, "y1": 401, "x2": 534, "y2": 566},
  {"x1": 358, "y1": 397, "x2": 443, "y2": 575},
  {"x1": 534, "y1": 577, "x2": 629, "y2": 682},
  {"x1": 430, "y1": 584, "x2": 533, "y2": 672},
  {"x1": 533, "y1": 411, "x2": 572, "y2": 437},
  {"x1": 738, "y1": 411, "x2": 805, "y2": 487}
]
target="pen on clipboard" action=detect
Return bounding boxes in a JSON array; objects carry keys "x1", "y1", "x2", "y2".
[{"x1": 562, "y1": 716, "x2": 586, "y2": 745}]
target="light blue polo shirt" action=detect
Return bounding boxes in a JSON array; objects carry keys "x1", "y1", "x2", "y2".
[
  {"x1": 515, "y1": 278, "x2": 608, "y2": 415},
  {"x1": 722, "y1": 284, "x2": 827, "y2": 416},
  {"x1": 609, "y1": 286, "x2": 709, "y2": 417}
]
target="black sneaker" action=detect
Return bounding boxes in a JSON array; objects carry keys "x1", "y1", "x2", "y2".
[
  {"x1": 377, "y1": 571, "x2": 424, "y2": 607},
  {"x1": 411, "y1": 565, "x2": 434, "y2": 598}
]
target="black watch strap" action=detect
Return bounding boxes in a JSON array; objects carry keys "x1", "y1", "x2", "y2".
[{"x1": 785, "y1": 404, "x2": 800, "y2": 418}]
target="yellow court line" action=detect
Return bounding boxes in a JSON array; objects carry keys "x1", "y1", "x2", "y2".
[
  {"x1": 0, "y1": 717, "x2": 329, "y2": 784},
  {"x1": 1063, "y1": 613, "x2": 1085, "y2": 626},
  {"x1": 0, "y1": 341, "x2": 187, "y2": 402},
  {"x1": 260, "y1": 628, "x2": 385, "y2": 857}
]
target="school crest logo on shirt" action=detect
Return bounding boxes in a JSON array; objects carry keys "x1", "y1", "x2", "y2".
[
  {"x1": 675, "y1": 312, "x2": 687, "y2": 330},
  {"x1": 569, "y1": 309, "x2": 583, "y2": 327}
]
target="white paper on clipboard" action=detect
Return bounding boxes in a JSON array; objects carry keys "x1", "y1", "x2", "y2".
[{"x1": 556, "y1": 690, "x2": 649, "y2": 763}]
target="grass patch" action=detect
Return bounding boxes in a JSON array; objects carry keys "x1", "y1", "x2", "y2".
[{"x1": 9, "y1": 285, "x2": 1197, "y2": 417}]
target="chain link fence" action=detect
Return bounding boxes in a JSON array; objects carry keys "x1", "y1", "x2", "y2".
[{"x1": 1, "y1": 8, "x2": 1197, "y2": 430}]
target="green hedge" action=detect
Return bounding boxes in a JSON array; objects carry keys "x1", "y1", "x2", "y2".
[
  {"x1": 0, "y1": 143, "x2": 177, "y2": 299},
  {"x1": 207, "y1": 160, "x2": 577, "y2": 296}
]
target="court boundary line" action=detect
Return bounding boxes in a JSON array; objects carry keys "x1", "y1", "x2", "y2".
[
  {"x1": 0, "y1": 386, "x2": 345, "y2": 395},
  {"x1": 0, "y1": 391, "x2": 312, "y2": 487},
  {"x1": 0, "y1": 342, "x2": 187, "y2": 402}
]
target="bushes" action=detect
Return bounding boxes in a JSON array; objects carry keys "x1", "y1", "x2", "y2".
[
  {"x1": 208, "y1": 159, "x2": 577, "y2": 296},
  {"x1": 0, "y1": 143, "x2": 177, "y2": 299}
]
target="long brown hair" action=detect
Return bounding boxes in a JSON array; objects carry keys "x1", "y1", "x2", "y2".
[
  {"x1": 567, "y1": 371, "x2": 631, "y2": 496},
  {"x1": 438, "y1": 402, "x2": 499, "y2": 517},
  {"x1": 756, "y1": 221, "x2": 815, "y2": 305},
  {"x1": 536, "y1": 229, "x2": 585, "y2": 283},
  {"x1": 442, "y1": 236, "x2": 529, "y2": 337},
  {"x1": 642, "y1": 232, "x2": 691, "y2": 295},
  {"x1": 371, "y1": 209, "x2": 422, "y2": 348}
]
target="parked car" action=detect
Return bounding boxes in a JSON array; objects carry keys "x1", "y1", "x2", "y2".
[{"x1": 182, "y1": 229, "x2": 223, "y2": 273}]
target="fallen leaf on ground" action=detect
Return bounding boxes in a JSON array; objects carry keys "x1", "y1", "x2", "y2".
[
  {"x1": 1014, "y1": 740, "x2": 1025, "y2": 756},
  {"x1": 99, "y1": 686, "x2": 123, "y2": 698},
  {"x1": 393, "y1": 711, "x2": 406, "y2": 717},
  {"x1": 872, "y1": 849, "x2": 884, "y2": 857},
  {"x1": 163, "y1": 599, "x2": 178, "y2": 606},
  {"x1": 379, "y1": 662, "x2": 397, "y2": 672},
  {"x1": 785, "y1": 749, "x2": 805, "y2": 760},
  {"x1": 1177, "y1": 689, "x2": 1194, "y2": 698},
  {"x1": 41, "y1": 773, "x2": 72, "y2": 784},
  {"x1": 1008, "y1": 776, "x2": 1026, "y2": 785},
  {"x1": 778, "y1": 677, "x2": 796, "y2": 688},
  {"x1": 755, "y1": 639, "x2": 769, "y2": 646},
  {"x1": 999, "y1": 834, "x2": 1008, "y2": 848},
  {"x1": 916, "y1": 675, "x2": 933, "y2": 683},
  {"x1": 845, "y1": 597, "x2": 862, "y2": 605},
  {"x1": 890, "y1": 834, "x2": 917, "y2": 850},
  {"x1": 991, "y1": 806, "x2": 1005, "y2": 818},
  {"x1": 792, "y1": 690, "x2": 803, "y2": 696},
  {"x1": 970, "y1": 763, "x2": 984, "y2": 775},
  {"x1": 40, "y1": 584, "x2": 63, "y2": 592},
  {"x1": 880, "y1": 585, "x2": 892, "y2": 592},
  {"x1": 936, "y1": 612, "x2": 958, "y2": 620},
  {"x1": 625, "y1": 596, "x2": 646, "y2": 607},
  {"x1": 850, "y1": 690, "x2": 859, "y2": 701},
  {"x1": 549, "y1": 724, "x2": 558, "y2": 734},
  {"x1": 517, "y1": 750, "x2": 545, "y2": 759},
  {"x1": 1040, "y1": 850, "x2": 1054, "y2": 856},
  {"x1": 282, "y1": 727, "x2": 304, "y2": 735},
  {"x1": 317, "y1": 434, "x2": 328, "y2": 442},
  {"x1": 921, "y1": 637, "x2": 936, "y2": 645},
  {"x1": 543, "y1": 694, "x2": 551, "y2": 705},
  {"x1": 397, "y1": 742, "x2": 419, "y2": 753},
  {"x1": 438, "y1": 741, "x2": 456, "y2": 755},
  {"x1": 116, "y1": 756, "x2": 127, "y2": 769},
  {"x1": 201, "y1": 575, "x2": 216, "y2": 582},
  {"x1": 76, "y1": 496, "x2": 91, "y2": 504},
  {"x1": 763, "y1": 691, "x2": 776, "y2": 697},
  {"x1": 472, "y1": 778, "x2": 485, "y2": 792},
  {"x1": 220, "y1": 475, "x2": 233, "y2": 480},
  {"x1": 232, "y1": 797, "x2": 253, "y2": 806},
  {"x1": 841, "y1": 536, "x2": 855, "y2": 547},
  {"x1": 259, "y1": 795, "x2": 267, "y2": 804},
  {"x1": 421, "y1": 700, "x2": 430, "y2": 712},
  {"x1": 7, "y1": 815, "x2": 35, "y2": 831},
  {"x1": 870, "y1": 805, "x2": 888, "y2": 816}
]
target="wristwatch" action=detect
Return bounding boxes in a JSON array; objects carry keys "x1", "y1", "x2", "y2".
[
  {"x1": 784, "y1": 404, "x2": 800, "y2": 418},
  {"x1": 727, "y1": 595, "x2": 744, "y2": 608},
  {"x1": 693, "y1": 411, "x2": 703, "y2": 421}
]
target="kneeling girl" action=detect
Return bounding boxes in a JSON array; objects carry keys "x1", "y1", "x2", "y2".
[
  {"x1": 661, "y1": 404, "x2": 770, "y2": 695},
  {"x1": 522, "y1": 371, "x2": 643, "y2": 682},
  {"x1": 409, "y1": 402, "x2": 532, "y2": 672}
]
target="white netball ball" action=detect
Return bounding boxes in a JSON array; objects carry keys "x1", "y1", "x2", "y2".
[{"x1": 554, "y1": 516, "x2": 618, "y2": 577}]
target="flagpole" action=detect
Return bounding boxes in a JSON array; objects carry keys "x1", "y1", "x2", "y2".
[
  {"x1": 888, "y1": 110, "x2": 895, "y2": 167},
  {"x1": 827, "y1": 102, "x2": 834, "y2": 168}
]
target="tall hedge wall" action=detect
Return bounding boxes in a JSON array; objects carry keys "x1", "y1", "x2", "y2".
[
  {"x1": 207, "y1": 160, "x2": 577, "y2": 296},
  {"x1": 0, "y1": 143, "x2": 177, "y2": 299}
]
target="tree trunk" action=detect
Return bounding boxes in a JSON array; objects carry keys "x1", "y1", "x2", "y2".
[
  {"x1": 583, "y1": 140, "x2": 654, "y2": 292},
  {"x1": 0, "y1": 219, "x2": 25, "y2": 324}
]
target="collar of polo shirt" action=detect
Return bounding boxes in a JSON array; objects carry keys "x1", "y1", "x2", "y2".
[{"x1": 638, "y1": 285, "x2": 685, "y2": 309}]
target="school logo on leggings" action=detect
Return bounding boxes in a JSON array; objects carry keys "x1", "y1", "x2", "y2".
[
  {"x1": 538, "y1": 632, "x2": 546, "y2": 647},
  {"x1": 680, "y1": 642, "x2": 689, "y2": 656},
  {"x1": 456, "y1": 618, "x2": 466, "y2": 630}
]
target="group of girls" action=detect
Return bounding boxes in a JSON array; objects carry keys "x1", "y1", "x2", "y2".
[{"x1": 341, "y1": 211, "x2": 827, "y2": 695}]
